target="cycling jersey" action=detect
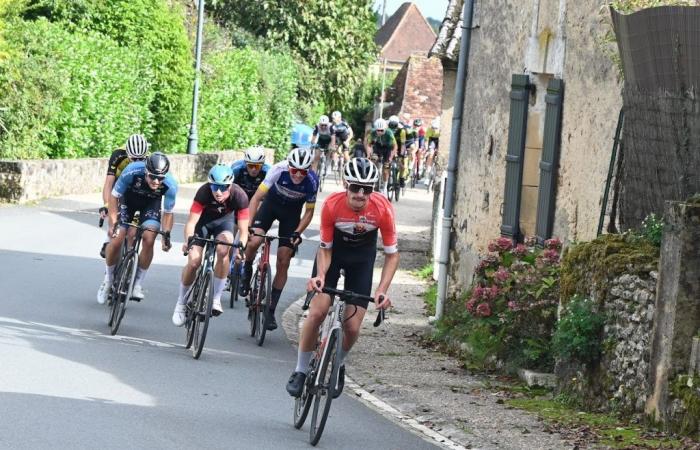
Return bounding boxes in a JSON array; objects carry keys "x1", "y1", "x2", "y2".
[
  {"x1": 106, "y1": 149, "x2": 130, "y2": 178},
  {"x1": 403, "y1": 125, "x2": 418, "y2": 148},
  {"x1": 331, "y1": 121, "x2": 351, "y2": 141},
  {"x1": 312, "y1": 124, "x2": 333, "y2": 149},
  {"x1": 190, "y1": 182, "x2": 250, "y2": 223},
  {"x1": 368, "y1": 128, "x2": 396, "y2": 151},
  {"x1": 319, "y1": 191, "x2": 398, "y2": 254},
  {"x1": 259, "y1": 161, "x2": 319, "y2": 207},
  {"x1": 231, "y1": 159, "x2": 270, "y2": 199},
  {"x1": 112, "y1": 161, "x2": 178, "y2": 213}
]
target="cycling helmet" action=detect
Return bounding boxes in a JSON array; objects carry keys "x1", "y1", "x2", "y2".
[
  {"x1": 145, "y1": 152, "x2": 170, "y2": 176},
  {"x1": 125, "y1": 134, "x2": 149, "y2": 159},
  {"x1": 413, "y1": 118, "x2": 423, "y2": 127},
  {"x1": 318, "y1": 115, "x2": 330, "y2": 125},
  {"x1": 208, "y1": 163, "x2": 234, "y2": 185},
  {"x1": 287, "y1": 147, "x2": 313, "y2": 170},
  {"x1": 344, "y1": 157, "x2": 378, "y2": 185},
  {"x1": 374, "y1": 118, "x2": 387, "y2": 131},
  {"x1": 331, "y1": 111, "x2": 342, "y2": 121},
  {"x1": 244, "y1": 145, "x2": 266, "y2": 163},
  {"x1": 388, "y1": 115, "x2": 400, "y2": 128}
]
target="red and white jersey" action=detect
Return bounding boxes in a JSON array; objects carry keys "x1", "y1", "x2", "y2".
[{"x1": 319, "y1": 192, "x2": 398, "y2": 254}]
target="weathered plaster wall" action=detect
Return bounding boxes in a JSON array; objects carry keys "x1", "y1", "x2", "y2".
[{"x1": 448, "y1": 0, "x2": 621, "y2": 288}]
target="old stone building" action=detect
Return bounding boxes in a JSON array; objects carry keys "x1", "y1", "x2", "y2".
[
  {"x1": 375, "y1": 2, "x2": 437, "y2": 71},
  {"x1": 431, "y1": 0, "x2": 623, "y2": 288}
]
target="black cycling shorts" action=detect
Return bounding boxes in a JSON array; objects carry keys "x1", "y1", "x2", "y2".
[
  {"x1": 119, "y1": 194, "x2": 161, "y2": 229},
  {"x1": 373, "y1": 145, "x2": 392, "y2": 163},
  {"x1": 252, "y1": 197, "x2": 302, "y2": 249},
  {"x1": 311, "y1": 246, "x2": 376, "y2": 309},
  {"x1": 192, "y1": 213, "x2": 235, "y2": 247}
]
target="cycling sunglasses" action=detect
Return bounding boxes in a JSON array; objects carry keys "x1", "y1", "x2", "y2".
[
  {"x1": 210, "y1": 183, "x2": 229, "y2": 192},
  {"x1": 246, "y1": 163, "x2": 263, "y2": 170},
  {"x1": 146, "y1": 172, "x2": 166, "y2": 182},
  {"x1": 289, "y1": 167, "x2": 308, "y2": 177},
  {"x1": 347, "y1": 183, "x2": 374, "y2": 194}
]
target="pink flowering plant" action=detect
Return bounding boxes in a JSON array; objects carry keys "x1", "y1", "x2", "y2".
[{"x1": 464, "y1": 236, "x2": 562, "y2": 371}]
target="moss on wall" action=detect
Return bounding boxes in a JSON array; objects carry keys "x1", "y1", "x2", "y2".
[{"x1": 670, "y1": 375, "x2": 700, "y2": 439}]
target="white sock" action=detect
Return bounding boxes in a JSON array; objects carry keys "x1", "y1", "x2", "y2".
[
  {"x1": 212, "y1": 276, "x2": 227, "y2": 301},
  {"x1": 339, "y1": 347, "x2": 348, "y2": 366},
  {"x1": 296, "y1": 351, "x2": 313, "y2": 374},
  {"x1": 106, "y1": 265, "x2": 116, "y2": 283},
  {"x1": 103, "y1": 234, "x2": 110, "y2": 244},
  {"x1": 134, "y1": 267, "x2": 147, "y2": 287},
  {"x1": 177, "y1": 283, "x2": 191, "y2": 305}
]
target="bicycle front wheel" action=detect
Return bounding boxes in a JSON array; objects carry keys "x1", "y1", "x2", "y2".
[
  {"x1": 229, "y1": 261, "x2": 241, "y2": 309},
  {"x1": 309, "y1": 329, "x2": 341, "y2": 446},
  {"x1": 255, "y1": 267, "x2": 272, "y2": 347},
  {"x1": 192, "y1": 270, "x2": 213, "y2": 359},
  {"x1": 110, "y1": 253, "x2": 136, "y2": 336}
]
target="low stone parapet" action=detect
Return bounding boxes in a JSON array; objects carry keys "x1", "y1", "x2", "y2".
[{"x1": 0, "y1": 149, "x2": 274, "y2": 203}]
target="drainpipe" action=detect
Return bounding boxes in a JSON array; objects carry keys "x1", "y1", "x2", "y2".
[{"x1": 435, "y1": 0, "x2": 476, "y2": 322}]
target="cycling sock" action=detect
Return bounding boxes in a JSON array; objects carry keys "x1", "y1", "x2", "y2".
[
  {"x1": 270, "y1": 287, "x2": 283, "y2": 313},
  {"x1": 134, "y1": 267, "x2": 147, "y2": 286},
  {"x1": 103, "y1": 234, "x2": 110, "y2": 244},
  {"x1": 338, "y1": 346, "x2": 349, "y2": 366},
  {"x1": 244, "y1": 261, "x2": 253, "y2": 279},
  {"x1": 177, "y1": 283, "x2": 191, "y2": 305},
  {"x1": 296, "y1": 350, "x2": 313, "y2": 374},
  {"x1": 106, "y1": 265, "x2": 116, "y2": 283},
  {"x1": 212, "y1": 276, "x2": 227, "y2": 301}
]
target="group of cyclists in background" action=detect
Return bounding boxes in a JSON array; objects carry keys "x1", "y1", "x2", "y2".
[{"x1": 92, "y1": 109, "x2": 438, "y2": 441}]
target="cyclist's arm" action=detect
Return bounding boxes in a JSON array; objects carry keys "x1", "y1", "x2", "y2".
[
  {"x1": 364, "y1": 135, "x2": 373, "y2": 159},
  {"x1": 315, "y1": 246, "x2": 332, "y2": 280},
  {"x1": 102, "y1": 175, "x2": 115, "y2": 206},
  {"x1": 248, "y1": 186, "x2": 267, "y2": 227},
  {"x1": 161, "y1": 212, "x2": 174, "y2": 234},
  {"x1": 376, "y1": 251, "x2": 399, "y2": 300},
  {"x1": 183, "y1": 208, "x2": 202, "y2": 243},
  {"x1": 107, "y1": 194, "x2": 119, "y2": 231},
  {"x1": 238, "y1": 218, "x2": 250, "y2": 248},
  {"x1": 295, "y1": 203, "x2": 315, "y2": 235}
]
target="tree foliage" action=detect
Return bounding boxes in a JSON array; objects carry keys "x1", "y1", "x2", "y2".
[{"x1": 211, "y1": 0, "x2": 378, "y2": 113}]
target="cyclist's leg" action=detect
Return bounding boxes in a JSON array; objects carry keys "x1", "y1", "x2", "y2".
[
  {"x1": 267, "y1": 206, "x2": 302, "y2": 327},
  {"x1": 207, "y1": 215, "x2": 236, "y2": 313},
  {"x1": 298, "y1": 257, "x2": 341, "y2": 358},
  {"x1": 133, "y1": 198, "x2": 162, "y2": 291},
  {"x1": 241, "y1": 199, "x2": 275, "y2": 294},
  {"x1": 339, "y1": 256, "x2": 373, "y2": 356}
]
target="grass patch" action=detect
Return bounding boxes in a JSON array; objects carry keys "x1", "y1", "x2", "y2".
[
  {"x1": 413, "y1": 261, "x2": 434, "y2": 280},
  {"x1": 507, "y1": 397, "x2": 683, "y2": 448},
  {"x1": 423, "y1": 283, "x2": 437, "y2": 316}
]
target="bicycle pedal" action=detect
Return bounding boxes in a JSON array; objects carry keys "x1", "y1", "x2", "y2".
[{"x1": 129, "y1": 297, "x2": 142, "y2": 302}]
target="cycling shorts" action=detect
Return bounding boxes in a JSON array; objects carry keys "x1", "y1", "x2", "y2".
[
  {"x1": 311, "y1": 248, "x2": 376, "y2": 309},
  {"x1": 372, "y1": 149, "x2": 392, "y2": 168},
  {"x1": 118, "y1": 195, "x2": 161, "y2": 229},
  {"x1": 252, "y1": 197, "x2": 302, "y2": 249},
  {"x1": 192, "y1": 213, "x2": 235, "y2": 247}
]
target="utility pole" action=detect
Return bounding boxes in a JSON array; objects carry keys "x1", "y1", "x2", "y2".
[
  {"x1": 186, "y1": 0, "x2": 205, "y2": 155},
  {"x1": 378, "y1": 0, "x2": 388, "y2": 119}
]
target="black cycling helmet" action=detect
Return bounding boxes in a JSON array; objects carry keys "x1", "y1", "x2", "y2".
[
  {"x1": 145, "y1": 152, "x2": 170, "y2": 176},
  {"x1": 413, "y1": 118, "x2": 423, "y2": 127}
]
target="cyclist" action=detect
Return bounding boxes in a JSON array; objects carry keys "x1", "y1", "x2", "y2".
[
  {"x1": 171, "y1": 164, "x2": 250, "y2": 326},
  {"x1": 424, "y1": 118, "x2": 441, "y2": 182},
  {"x1": 286, "y1": 158, "x2": 398, "y2": 398},
  {"x1": 413, "y1": 118, "x2": 426, "y2": 180},
  {"x1": 388, "y1": 115, "x2": 407, "y2": 187},
  {"x1": 99, "y1": 134, "x2": 149, "y2": 258},
  {"x1": 97, "y1": 152, "x2": 177, "y2": 304},
  {"x1": 311, "y1": 115, "x2": 333, "y2": 172},
  {"x1": 330, "y1": 111, "x2": 353, "y2": 169},
  {"x1": 364, "y1": 118, "x2": 397, "y2": 195},
  {"x1": 231, "y1": 146, "x2": 270, "y2": 200},
  {"x1": 239, "y1": 147, "x2": 318, "y2": 331}
]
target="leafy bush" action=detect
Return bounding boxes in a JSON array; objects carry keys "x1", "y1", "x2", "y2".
[
  {"x1": 638, "y1": 213, "x2": 664, "y2": 246},
  {"x1": 0, "y1": 19, "x2": 155, "y2": 159},
  {"x1": 552, "y1": 296, "x2": 605, "y2": 367}
]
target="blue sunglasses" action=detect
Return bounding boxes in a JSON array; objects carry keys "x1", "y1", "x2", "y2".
[{"x1": 210, "y1": 184, "x2": 229, "y2": 192}]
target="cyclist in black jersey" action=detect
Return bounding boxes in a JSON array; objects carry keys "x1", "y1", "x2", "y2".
[
  {"x1": 99, "y1": 134, "x2": 149, "y2": 258},
  {"x1": 311, "y1": 115, "x2": 333, "y2": 171},
  {"x1": 231, "y1": 146, "x2": 270, "y2": 200},
  {"x1": 330, "y1": 111, "x2": 353, "y2": 169}
]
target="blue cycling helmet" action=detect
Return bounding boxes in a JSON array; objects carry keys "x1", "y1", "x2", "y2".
[{"x1": 208, "y1": 163, "x2": 234, "y2": 185}]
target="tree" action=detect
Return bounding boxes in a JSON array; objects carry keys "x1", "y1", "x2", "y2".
[{"x1": 211, "y1": 0, "x2": 378, "y2": 113}]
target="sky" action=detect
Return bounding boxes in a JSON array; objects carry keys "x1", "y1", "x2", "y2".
[{"x1": 374, "y1": 0, "x2": 450, "y2": 21}]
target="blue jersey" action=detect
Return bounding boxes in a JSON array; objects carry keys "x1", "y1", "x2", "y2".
[
  {"x1": 260, "y1": 161, "x2": 318, "y2": 206},
  {"x1": 112, "y1": 161, "x2": 178, "y2": 213},
  {"x1": 231, "y1": 159, "x2": 271, "y2": 200}
]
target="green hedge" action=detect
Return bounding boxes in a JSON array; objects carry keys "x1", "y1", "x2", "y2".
[{"x1": 0, "y1": 19, "x2": 155, "y2": 159}]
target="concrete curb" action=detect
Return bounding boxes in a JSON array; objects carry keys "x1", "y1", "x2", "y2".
[{"x1": 281, "y1": 295, "x2": 471, "y2": 450}]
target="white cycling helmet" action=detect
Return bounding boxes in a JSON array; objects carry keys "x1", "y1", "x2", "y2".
[
  {"x1": 344, "y1": 157, "x2": 379, "y2": 185},
  {"x1": 318, "y1": 115, "x2": 330, "y2": 125},
  {"x1": 287, "y1": 147, "x2": 313, "y2": 170},
  {"x1": 244, "y1": 145, "x2": 266, "y2": 163},
  {"x1": 125, "y1": 134, "x2": 149, "y2": 159},
  {"x1": 331, "y1": 111, "x2": 342, "y2": 121},
  {"x1": 374, "y1": 118, "x2": 387, "y2": 131},
  {"x1": 388, "y1": 115, "x2": 400, "y2": 127}
]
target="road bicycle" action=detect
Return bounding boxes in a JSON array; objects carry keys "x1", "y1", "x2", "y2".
[
  {"x1": 246, "y1": 232, "x2": 295, "y2": 346},
  {"x1": 293, "y1": 286, "x2": 385, "y2": 446},
  {"x1": 386, "y1": 157, "x2": 401, "y2": 202},
  {"x1": 106, "y1": 222, "x2": 167, "y2": 336},
  {"x1": 183, "y1": 235, "x2": 240, "y2": 359},
  {"x1": 317, "y1": 146, "x2": 330, "y2": 192},
  {"x1": 228, "y1": 255, "x2": 243, "y2": 309}
]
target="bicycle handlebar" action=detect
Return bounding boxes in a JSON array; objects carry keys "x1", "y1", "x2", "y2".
[
  {"x1": 249, "y1": 231, "x2": 294, "y2": 242},
  {"x1": 183, "y1": 237, "x2": 243, "y2": 256},
  {"x1": 303, "y1": 286, "x2": 386, "y2": 327}
]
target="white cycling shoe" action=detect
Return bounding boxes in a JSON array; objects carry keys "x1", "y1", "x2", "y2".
[
  {"x1": 212, "y1": 298, "x2": 223, "y2": 317},
  {"x1": 172, "y1": 303, "x2": 187, "y2": 327},
  {"x1": 131, "y1": 285, "x2": 144, "y2": 300},
  {"x1": 97, "y1": 280, "x2": 109, "y2": 305}
]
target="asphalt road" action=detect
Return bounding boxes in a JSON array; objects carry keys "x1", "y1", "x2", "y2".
[{"x1": 0, "y1": 178, "x2": 437, "y2": 449}]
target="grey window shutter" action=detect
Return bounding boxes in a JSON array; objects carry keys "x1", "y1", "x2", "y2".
[
  {"x1": 500, "y1": 74, "x2": 531, "y2": 241},
  {"x1": 535, "y1": 78, "x2": 564, "y2": 243}
]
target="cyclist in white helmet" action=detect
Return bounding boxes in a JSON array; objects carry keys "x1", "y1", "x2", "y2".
[
  {"x1": 98, "y1": 134, "x2": 149, "y2": 258},
  {"x1": 330, "y1": 111, "x2": 353, "y2": 170},
  {"x1": 311, "y1": 115, "x2": 333, "y2": 172},
  {"x1": 365, "y1": 118, "x2": 397, "y2": 195},
  {"x1": 239, "y1": 147, "x2": 319, "y2": 331}
]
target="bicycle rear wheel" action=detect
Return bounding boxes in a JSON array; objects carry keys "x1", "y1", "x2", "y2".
[
  {"x1": 229, "y1": 260, "x2": 241, "y2": 309},
  {"x1": 110, "y1": 253, "x2": 136, "y2": 336},
  {"x1": 255, "y1": 267, "x2": 272, "y2": 346},
  {"x1": 192, "y1": 270, "x2": 213, "y2": 359},
  {"x1": 293, "y1": 356, "x2": 317, "y2": 429},
  {"x1": 309, "y1": 329, "x2": 340, "y2": 446}
]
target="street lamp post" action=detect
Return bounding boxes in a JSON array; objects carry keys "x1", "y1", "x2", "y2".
[
  {"x1": 186, "y1": 0, "x2": 205, "y2": 155},
  {"x1": 378, "y1": 0, "x2": 388, "y2": 119}
]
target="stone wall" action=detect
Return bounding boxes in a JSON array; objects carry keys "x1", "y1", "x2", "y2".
[
  {"x1": 446, "y1": 0, "x2": 622, "y2": 289},
  {"x1": 0, "y1": 149, "x2": 274, "y2": 203}
]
